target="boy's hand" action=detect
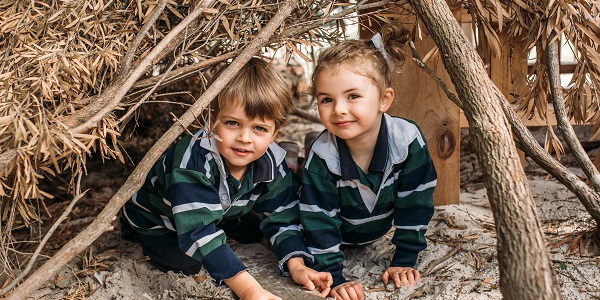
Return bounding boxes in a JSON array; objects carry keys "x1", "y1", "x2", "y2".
[
  {"x1": 329, "y1": 281, "x2": 364, "y2": 300},
  {"x1": 287, "y1": 257, "x2": 333, "y2": 297},
  {"x1": 381, "y1": 266, "x2": 421, "y2": 289}
]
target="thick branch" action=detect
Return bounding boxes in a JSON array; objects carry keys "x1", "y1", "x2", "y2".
[
  {"x1": 546, "y1": 31, "x2": 600, "y2": 192},
  {"x1": 408, "y1": 0, "x2": 561, "y2": 298},
  {"x1": 4, "y1": 1, "x2": 298, "y2": 298}
]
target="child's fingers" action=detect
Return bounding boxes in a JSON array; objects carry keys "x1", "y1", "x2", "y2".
[
  {"x1": 319, "y1": 286, "x2": 331, "y2": 298},
  {"x1": 406, "y1": 271, "x2": 415, "y2": 287},
  {"x1": 414, "y1": 270, "x2": 422, "y2": 282},
  {"x1": 381, "y1": 270, "x2": 390, "y2": 284}
]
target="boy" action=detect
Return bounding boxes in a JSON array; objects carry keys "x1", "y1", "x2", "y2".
[{"x1": 122, "y1": 58, "x2": 332, "y2": 299}]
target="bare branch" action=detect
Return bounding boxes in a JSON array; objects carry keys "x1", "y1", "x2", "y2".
[
  {"x1": 546, "y1": 30, "x2": 600, "y2": 192},
  {"x1": 120, "y1": 0, "x2": 169, "y2": 76}
]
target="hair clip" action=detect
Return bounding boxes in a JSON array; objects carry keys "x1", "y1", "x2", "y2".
[{"x1": 368, "y1": 33, "x2": 395, "y2": 70}]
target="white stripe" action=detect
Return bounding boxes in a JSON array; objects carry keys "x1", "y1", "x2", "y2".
[
  {"x1": 341, "y1": 210, "x2": 393, "y2": 225},
  {"x1": 397, "y1": 179, "x2": 437, "y2": 198},
  {"x1": 299, "y1": 203, "x2": 339, "y2": 218},
  {"x1": 394, "y1": 224, "x2": 428, "y2": 231},
  {"x1": 131, "y1": 192, "x2": 151, "y2": 212},
  {"x1": 185, "y1": 230, "x2": 224, "y2": 256},
  {"x1": 308, "y1": 244, "x2": 340, "y2": 255},
  {"x1": 151, "y1": 176, "x2": 159, "y2": 186},
  {"x1": 341, "y1": 237, "x2": 380, "y2": 246},
  {"x1": 337, "y1": 180, "x2": 357, "y2": 188},
  {"x1": 232, "y1": 199, "x2": 250, "y2": 207},
  {"x1": 204, "y1": 156, "x2": 212, "y2": 179},
  {"x1": 162, "y1": 198, "x2": 171, "y2": 206},
  {"x1": 161, "y1": 215, "x2": 175, "y2": 231},
  {"x1": 173, "y1": 202, "x2": 222, "y2": 213},
  {"x1": 180, "y1": 131, "x2": 202, "y2": 169},
  {"x1": 269, "y1": 224, "x2": 303, "y2": 244},
  {"x1": 273, "y1": 200, "x2": 298, "y2": 213}
]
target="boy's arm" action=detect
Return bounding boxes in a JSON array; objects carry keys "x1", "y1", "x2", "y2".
[
  {"x1": 253, "y1": 164, "x2": 313, "y2": 271},
  {"x1": 299, "y1": 161, "x2": 348, "y2": 288},
  {"x1": 391, "y1": 137, "x2": 436, "y2": 268},
  {"x1": 169, "y1": 167, "x2": 247, "y2": 285}
]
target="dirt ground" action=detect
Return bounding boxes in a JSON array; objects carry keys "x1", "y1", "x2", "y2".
[{"x1": 20, "y1": 119, "x2": 600, "y2": 299}]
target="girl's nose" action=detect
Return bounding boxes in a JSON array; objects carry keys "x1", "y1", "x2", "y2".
[{"x1": 333, "y1": 100, "x2": 348, "y2": 115}]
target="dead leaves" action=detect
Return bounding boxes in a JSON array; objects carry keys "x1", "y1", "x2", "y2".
[{"x1": 547, "y1": 227, "x2": 599, "y2": 257}]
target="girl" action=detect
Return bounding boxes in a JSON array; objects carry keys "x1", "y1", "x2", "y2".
[{"x1": 299, "y1": 25, "x2": 437, "y2": 300}]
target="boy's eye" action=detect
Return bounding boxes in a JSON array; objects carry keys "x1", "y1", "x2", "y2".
[
  {"x1": 254, "y1": 126, "x2": 268, "y2": 133},
  {"x1": 225, "y1": 120, "x2": 238, "y2": 126},
  {"x1": 348, "y1": 94, "x2": 359, "y2": 99}
]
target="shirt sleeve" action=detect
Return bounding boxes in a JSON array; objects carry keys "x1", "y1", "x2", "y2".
[
  {"x1": 391, "y1": 133, "x2": 436, "y2": 268},
  {"x1": 252, "y1": 163, "x2": 313, "y2": 275},
  {"x1": 169, "y1": 167, "x2": 247, "y2": 285},
  {"x1": 299, "y1": 157, "x2": 348, "y2": 288}
]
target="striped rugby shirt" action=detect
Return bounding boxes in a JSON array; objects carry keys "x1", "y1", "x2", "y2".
[
  {"x1": 123, "y1": 130, "x2": 311, "y2": 285},
  {"x1": 299, "y1": 114, "x2": 437, "y2": 287}
]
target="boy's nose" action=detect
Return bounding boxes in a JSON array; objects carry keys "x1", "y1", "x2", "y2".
[{"x1": 237, "y1": 129, "x2": 252, "y2": 143}]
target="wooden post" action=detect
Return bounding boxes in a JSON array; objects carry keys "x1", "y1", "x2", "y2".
[{"x1": 389, "y1": 24, "x2": 461, "y2": 206}]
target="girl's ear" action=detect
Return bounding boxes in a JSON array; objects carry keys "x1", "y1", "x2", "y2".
[{"x1": 380, "y1": 87, "x2": 394, "y2": 112}]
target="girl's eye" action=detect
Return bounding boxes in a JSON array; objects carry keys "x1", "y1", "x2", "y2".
[{"x1": 319, "y1": 97, "x2": 332, "y2": 104}]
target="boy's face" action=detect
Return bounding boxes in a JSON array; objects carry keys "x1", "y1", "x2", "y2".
[
  {"x1": 212, "y1": 102, "x2": 278, "y2": 179},
  {"x1": 314, "y1": 64, "x2": 393, "y2": 145}
]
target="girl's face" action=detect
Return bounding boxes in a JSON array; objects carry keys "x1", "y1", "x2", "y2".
[
  {"x1": 314, "y1": 64, "x2": 393, "y2": 145},
  {"x1": 212, "y1": 102, "x2": 277, "y2": 180}
]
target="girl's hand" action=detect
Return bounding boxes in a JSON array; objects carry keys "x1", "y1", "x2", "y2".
[
  {"x1": 329, "y1": 281, "x2": 364, "y2": 300},
  {"x1": 381, "y1": 266, "x2": 421, "y2": 289},
  {"x1": 288, "y1": 257, "x2": 333, "y2": 297}
]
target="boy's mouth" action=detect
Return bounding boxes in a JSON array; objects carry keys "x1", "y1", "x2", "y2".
[
  {"x1": 333, "y1": 120, "x2": 354, "y2": 127},
  {"x1": 232, "y1": 148, "x2": 251, "y2": 156}
]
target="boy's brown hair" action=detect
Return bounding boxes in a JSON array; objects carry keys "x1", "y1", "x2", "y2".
[{"x1": 210, "y1": 57, "x2": 293, "y2": 130}]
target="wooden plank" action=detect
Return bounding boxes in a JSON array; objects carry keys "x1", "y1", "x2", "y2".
[{"x1": 380, "y1": 22, "x2": 461, "y2": 206}]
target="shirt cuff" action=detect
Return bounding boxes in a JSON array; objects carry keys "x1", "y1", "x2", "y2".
[
  {"x1": 201, "y1": 244, "x2": 248, "y2": 286},
  {"x1": 275, "y1": 235, "x2": 314, "y2": 275}
]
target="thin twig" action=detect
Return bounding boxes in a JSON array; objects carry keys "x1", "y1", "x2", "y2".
[
  {"x1": 0, "y1": 191, "x2": 86, "y2": 295},
  {"x1": 408, "y1": 41, "x2": 462, "y2": 109},
  {"x1": 120, "y1": 0, "x2": 169, "y2": 76}
]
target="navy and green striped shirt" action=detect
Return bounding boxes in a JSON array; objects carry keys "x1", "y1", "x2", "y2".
[
  {"x1": 123, "y1": 130, "x2": 311, "y2": 285},
  {"x1": 299, "y1": 114, "x2": 436, "y2": 287}
]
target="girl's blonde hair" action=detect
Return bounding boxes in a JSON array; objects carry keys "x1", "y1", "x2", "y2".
[
  {"x1": 211, "y1": 57, "x2": 292, "y2": 130},
  {"x1": 311, "y1": 24, "x2": 410, "y2": 96}
]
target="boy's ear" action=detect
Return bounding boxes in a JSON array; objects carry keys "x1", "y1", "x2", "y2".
[
  {"x1": 271, "y1": 129, "x2": 279, "y2": 143},
  {"x1": 380, "y1": 87, "x2": 394, "y2": 112}
]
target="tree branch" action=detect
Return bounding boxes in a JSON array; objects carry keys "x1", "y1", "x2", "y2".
[
  {"x1": 546, "y1": 30, "x2": 600, "y2": 192},
  {"x1": 119, "y1": 0, "x2": 169, "y2": 77},
  {"x1": 5, "y1": 1, "x2": 298, "y2": 298}
]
